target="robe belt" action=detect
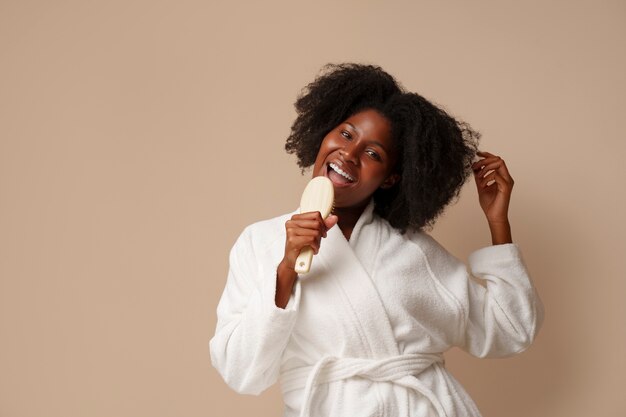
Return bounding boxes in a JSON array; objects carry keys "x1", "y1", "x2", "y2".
[{"x1": 280, "y1": 352, "x2": 447, "y2": 417}]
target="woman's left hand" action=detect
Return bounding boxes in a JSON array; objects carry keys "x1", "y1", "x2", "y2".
[{"x1": 472, "y1": 151, "x2": 514, "y2": 224}]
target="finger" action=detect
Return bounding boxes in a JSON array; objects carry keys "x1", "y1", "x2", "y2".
[
  {"x1": 292, "y1": 228, "x2": 324, "y2": 240},
  {"x1": 286, "y1": 235, "x2": 307, "y2": 254},
  {"x1": 287, "y1": 215, "x2": 327, "y2": 235},
  {"x1": 484, "y1": 162, "x2": 513, "y2": 186},
  {"x1": 479, "y1": 170, "x2": 497, "y2": 188},
  {"x1": 472, "y1": 157, "x2": 500, "y2": 171},
  {"x1": 490, "y1": 172, "x2": 510, "y2": 192},
  {"x1": 474, "y1": 152, "x2": 496, "y2": 165},
  {"x1": 286, "y1": 219, "x2": 326, "y2": 231},
  {"x1": 472, "y1": 156, "x2": 501, "y2": 172},
  {"x1": 476, "y1": 152, "x2": 513, "y2": 174},
  {"x1": 481, "y1": 171, "x2": 512, "y2": 192},
  {"x1": 324, "y1": 214, "x2": 338, "y2": 231},
  {"x1": 477, "y1": 169, "x2": 496, "y2": 183},
  {"x1": 307, "y1": 211, "x2": 327, "y2": 234},
  {"x1": 288, "y1": 235, "x2": 320, "y2": 254},
  {"x1": 293, "y1": 211, "x2": 325, "y2": 223},
  {"x1": 494, "y1": 158, "x2": 514, "y2": 183},
  {"x1": 479, "y1": 169, "x2": 504, "y2": 188},
  {"x1": 473, "y1": 161, "x2": 503, "y2": 178}
]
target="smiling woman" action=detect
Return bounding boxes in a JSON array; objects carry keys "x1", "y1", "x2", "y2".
[
  {"x1": 209, "y1": 63, "x2": 544, "y2": 417},
  {"x1": 285, "y1": 64, "x2": 482, "y2": 234},
  {"x1": 313, "y1": 109, "x2": 399, "y2": 229}
]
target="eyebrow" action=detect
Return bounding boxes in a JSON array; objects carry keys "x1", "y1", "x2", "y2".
[{"x1": 345, "y1": 122, "x2": 389, "y2": 153}]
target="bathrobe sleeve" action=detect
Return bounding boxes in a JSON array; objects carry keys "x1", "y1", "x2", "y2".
[
  {"x1": 458, "y1": 243, "x2": 545, "y2": 358},
  {"x1": 209, "y1": 225, "x2": 302, "y2": 395}
]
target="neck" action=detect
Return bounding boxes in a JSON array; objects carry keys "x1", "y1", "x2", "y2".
[{"x1": 332, "y1": 200, "x2": 370, "y2": 240}]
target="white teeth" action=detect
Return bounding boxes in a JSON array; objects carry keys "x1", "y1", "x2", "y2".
[{"x1": 329, "y1": 162, "x2": 355, "y2": 182}]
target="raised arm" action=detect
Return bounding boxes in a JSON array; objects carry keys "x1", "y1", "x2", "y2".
[{"x1": 472, "y1": 151, "x2": 514, "y2": 245}]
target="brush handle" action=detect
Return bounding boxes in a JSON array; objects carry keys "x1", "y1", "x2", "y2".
[
  {"x1": 294, "y1": 176, "x2": 334, "y2": 275},
  {"x1": 294, "y1": 246, "x2": 315, "y2": 274}
]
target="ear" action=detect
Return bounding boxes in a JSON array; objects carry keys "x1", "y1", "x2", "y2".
[{"x1": 380, "y1": 173, "x2": 401, "y2": 189}]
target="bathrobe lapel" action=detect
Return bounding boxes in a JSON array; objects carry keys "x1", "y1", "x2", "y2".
[{"x1": 313, "y1": 200, "x2": 400, "y2": 358}]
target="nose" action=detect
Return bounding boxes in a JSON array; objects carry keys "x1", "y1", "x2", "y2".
[{"x1": 339, "y1": 141, "x2": 359, "y2": 166}]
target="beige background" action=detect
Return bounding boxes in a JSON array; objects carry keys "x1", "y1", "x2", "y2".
[{"x1": 1, "y1": 0, "x2": 624, "y2": 416}]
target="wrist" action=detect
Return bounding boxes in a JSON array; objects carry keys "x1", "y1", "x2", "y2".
[
  {"x1": 275, "y1": 260, "x2": 297, "y2": 309},
  {"x1": 487, "y1": 220, "x2": 512, "y2": 245},
  {"x1": 487, "y1": 216, "x2": 509, "y2": 225},
  {"x1": 277, "y1": 259, "x2": 297, "y2": 286}
]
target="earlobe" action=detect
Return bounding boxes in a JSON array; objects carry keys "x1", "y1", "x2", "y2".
[{"x1": 380, "y1": 174, "x2": 401, "y2": 189}]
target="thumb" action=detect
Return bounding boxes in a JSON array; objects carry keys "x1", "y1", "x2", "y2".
[{"x1": 324, "y1": 214, "x2": 339, "y2": 230}]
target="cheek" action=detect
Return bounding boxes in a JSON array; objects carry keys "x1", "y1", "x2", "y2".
[
  {"x1": 365, "y1": 162, "x2": 390, "y2": 179},
  {"x1": 312, "y1": 141, "x2": 332, "y2": 170},
  {"x1": 316, "y1": 137, "x2": 339, "y2": 159}
]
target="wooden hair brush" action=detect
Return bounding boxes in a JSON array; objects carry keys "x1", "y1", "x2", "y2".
[{"x1": 295, "y1": 176, "x2": 335, "y2": 274}]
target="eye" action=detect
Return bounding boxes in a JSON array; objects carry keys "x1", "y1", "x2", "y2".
[
  {"x1": 366, "y1": 149, "x2": 381, "y2": 161},
  {"x1": 340, "y1": 130, "x2": 352, "y2": 140}
]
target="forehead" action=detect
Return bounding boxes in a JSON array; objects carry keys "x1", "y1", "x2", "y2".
[{"x1": 343, "y1": 109, "x2": 393, "y2": 146}]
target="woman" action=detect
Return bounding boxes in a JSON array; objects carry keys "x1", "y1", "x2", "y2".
[{"x1": 210, "y1": 63, "x2": 544, "y2": 417}]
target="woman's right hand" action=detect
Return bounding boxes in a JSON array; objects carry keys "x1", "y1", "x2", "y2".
[
  {"x1": 281, "y1": 211, "x2": 339, "y2": 270},
  {"x1": 275, "y1": 211, "x2": 338, "y2": 308}
]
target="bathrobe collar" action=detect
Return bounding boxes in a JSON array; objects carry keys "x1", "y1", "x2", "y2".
[
  {"x1": 310, "y1": 198, "x2": 400, "y2": 357},
  {"x1": 346, "y1": 198, "x2": 376, "y2": 247}
]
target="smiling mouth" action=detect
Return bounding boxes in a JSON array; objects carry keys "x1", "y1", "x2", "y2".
[{"x1": 327, "y1": 162, "x2": 356, "y2": 185}]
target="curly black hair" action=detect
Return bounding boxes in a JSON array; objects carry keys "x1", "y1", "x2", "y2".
[{"x1": 285, "y1": 63, "x2": 480, "y2": 233}]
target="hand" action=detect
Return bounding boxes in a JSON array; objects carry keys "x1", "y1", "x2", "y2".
[
  {"x1": 275, "y1": 211, "x2": 339, "y2": 308},
  {"x1": 281, "y1": 211, "x2": 339, "y2": 271},
  {"x1": 472, "y1": 151, "x2": 514, "y2": 224}
]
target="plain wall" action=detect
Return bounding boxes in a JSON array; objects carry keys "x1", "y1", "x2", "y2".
[{"x1": 1, "y1": 0, "x2": 624, "y2": 416}]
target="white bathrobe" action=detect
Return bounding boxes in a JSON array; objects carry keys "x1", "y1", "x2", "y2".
[{"x1": 209, "y1": 199, "x2": 544, "y2": 417}]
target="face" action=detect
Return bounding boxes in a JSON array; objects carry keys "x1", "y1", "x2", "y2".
[{"x1": 312, "y1": 108, "x2": 400, "y2": 209}]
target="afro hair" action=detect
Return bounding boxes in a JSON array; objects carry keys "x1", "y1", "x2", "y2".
[{"x1": 285, "y1": 63, "x2": 480, "y2": 233}]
